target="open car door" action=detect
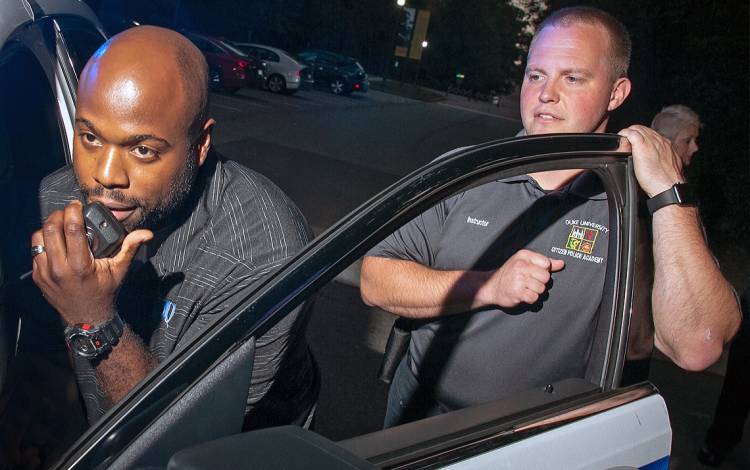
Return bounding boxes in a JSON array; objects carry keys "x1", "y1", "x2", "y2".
[{"x1": 52, "y1": 134, "x2": 671, "y2": 470}]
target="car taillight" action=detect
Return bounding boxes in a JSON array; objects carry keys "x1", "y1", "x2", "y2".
[
  {"x1": 354, "y1": 83, "x2": 360, "y2": 89},
  {"x1": 237, "y1": 60, "x2": 248, "y2": 69}
]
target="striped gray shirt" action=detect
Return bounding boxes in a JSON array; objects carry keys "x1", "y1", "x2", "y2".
[{"x1": 39, "y1": 153, "x2": 316, "y2": 425}]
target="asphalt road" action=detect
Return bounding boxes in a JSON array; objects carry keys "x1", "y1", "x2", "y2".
[
  {"x1": 209, "y1": 86, "x2": 520, "y2": 231},
  {"x1": 209, "y1": 85, "x2": 521, "y2": 440},
  {"x1": 208, "y1": 86, "x2": 748, "y2": 468}
]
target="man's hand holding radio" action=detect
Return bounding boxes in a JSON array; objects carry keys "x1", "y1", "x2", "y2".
[{"x1": 30, "y1": 201, "x2": 153, "y2": 326}]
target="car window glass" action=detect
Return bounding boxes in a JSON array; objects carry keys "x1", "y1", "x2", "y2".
[
  {"x1": 205, "y1": 40, "x2": 223, "y2": 54},
  {"x1": 221, "y1": 41, "x2": 247, "y2": 57},
  {"x1": 242, "y1": 46, "x2": 258, "y2": 57},
  {"x1": 56, "y1": 18, "x2": 106, "y2": 76},
  {"x1": 297, "y1": 51, "x2": 316, "y2": 62},
  {"x1": 188, "y1": 36, "x2": 220, "y2": 54},
  {"x1": 186, "y1": 35, "x2": 206, "y2": 51},
  {"x1": 317, "y1": 53, "x2": 336, "y2": 64},
  {"x1": 297, "y1": 171, "x2": 614, "y2": 441},
  {"x1": 258, "y1": 48, "x2": 279, "y2": 62}
]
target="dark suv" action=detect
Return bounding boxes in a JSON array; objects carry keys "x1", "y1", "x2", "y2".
[{"x1": 296, "y1": 49, "x2": 369, "y2": 95}]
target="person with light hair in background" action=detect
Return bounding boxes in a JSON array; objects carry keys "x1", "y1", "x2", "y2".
[
  {"x1": 622, "y1": 104, "x2": 703, "y2": 386},
  {"x1": 651, "y1": 104, "x2": 701, "y2": 166}
]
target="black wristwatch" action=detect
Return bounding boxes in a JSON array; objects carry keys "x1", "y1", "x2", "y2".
[
  {"x1": 646, "y1": 183, "x2": 696, "y2": 215},
  {"x1": 64, "y1": 313, "x2": 124, "y2": 360}
]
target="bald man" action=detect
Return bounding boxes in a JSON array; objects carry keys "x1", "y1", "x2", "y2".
[{"x1": 28, "y1": 27, "x2": 317, "y2": 428}]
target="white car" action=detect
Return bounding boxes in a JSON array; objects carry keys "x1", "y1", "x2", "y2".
[{"x1": 231, "y1": 42, "x2": 312, "y2": 94}]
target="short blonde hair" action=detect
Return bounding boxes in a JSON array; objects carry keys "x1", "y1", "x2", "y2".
[
  {"x1": 534, "y1": 6, "x2": 631, "y2": 80},
  {"x1": 651, "y1": 105, "x2": 702, "y2": 141}
]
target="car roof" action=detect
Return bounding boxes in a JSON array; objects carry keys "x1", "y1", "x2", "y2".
[
  {"x1": 0, "y1": 0, "x2": 100, "y2": 47},
  {"x1": 299, "y1": 48, "x2": 359, "y2": 63},
  {"x1": 234, "y1": 42, "x2": 290, "y2": 56},
  {"x1": 184, "y1": 31, "x2": 248, "y2": 56},
  {"x1": 232, "y1": 42, "x2": 303, "y2": 66},
  {"x1": 300, "y1": 48, "x2": 337, "y2": 56},
  {"x1": 184, "y1": 31, "x2": 227, "y2": 45},
  {"x1": 184, "y1": 30, "x2": 218, "y2": 42}
]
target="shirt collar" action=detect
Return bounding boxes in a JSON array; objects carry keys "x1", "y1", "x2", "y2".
[{"x1": 499, "y1": 172, "x2": 606, "y2": 200}]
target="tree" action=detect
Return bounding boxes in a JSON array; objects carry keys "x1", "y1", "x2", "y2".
[
  {"x1": 424, "y1": 0, "x2": 526, "y2": 92},
  {"x1": 545, "y1": 0, "x2": 749, "y2": 241}
]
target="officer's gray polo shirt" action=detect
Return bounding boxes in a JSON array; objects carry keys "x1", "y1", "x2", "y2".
[{"x1": 368, "y1": 171, "x2": 609, "y2": 409}]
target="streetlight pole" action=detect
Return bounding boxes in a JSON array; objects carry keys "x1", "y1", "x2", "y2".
[
  {"x1": 414, "y1": 40, "x2": 427, "y2": 88},
  {"x1": 392, "y1": 0, "x2": 406, "y2": 84}
]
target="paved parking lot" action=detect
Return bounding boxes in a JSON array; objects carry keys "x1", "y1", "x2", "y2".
[
  {"x1": 650, "y1": 357, "x2": 749, "y2": 469},
  {"x1": 208, "y1": 86, "x2": 519, "y2": 230}
]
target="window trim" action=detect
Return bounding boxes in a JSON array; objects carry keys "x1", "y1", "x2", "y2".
[
  {"x1": 52, "y1": 19, "x2": 79, "y2": 160},
  {"x1": 341, "y1": 382, "x2": 657, "y2": 468}
]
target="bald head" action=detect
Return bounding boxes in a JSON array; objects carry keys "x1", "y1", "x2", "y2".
[
  {"x1": 72, "y1": 27, "x2": 216, "y2": 232},
  {"x1": 79, "y1": 26, "x2": 209, "y2": 142}
]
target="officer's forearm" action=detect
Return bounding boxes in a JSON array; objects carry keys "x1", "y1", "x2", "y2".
[
  {"x1": 361, "y1": 256, "x2": 490, "y2": 318},
  {"x1": 651, "y1": 205, "x2": 741, "y2": 370}
]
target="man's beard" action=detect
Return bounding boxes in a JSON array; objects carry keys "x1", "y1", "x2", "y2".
[{"x1": 78, "y1": 153, "x2": 198, "y2": 233}]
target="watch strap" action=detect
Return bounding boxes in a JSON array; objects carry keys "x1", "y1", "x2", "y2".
[
  {"x1": 646, "y1": 183, "x2": 696, "y2": 215},
  {"x1": 100, "y1": 313, "x2": 124, "y2": 346},
  {"x1": 65, "y1": 312, "x2": 125, "y2": 359}
]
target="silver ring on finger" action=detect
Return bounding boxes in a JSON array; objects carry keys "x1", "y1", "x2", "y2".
[{"x1": 31, "y1": 245, "x2": 45, "y2": 258}]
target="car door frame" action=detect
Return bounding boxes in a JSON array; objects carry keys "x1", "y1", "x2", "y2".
[
  {"x1": 51, "y1": 15, "x2": 107, "y2": 160},
  {"x1": 53, "y1": 134, "x2": 640, "y2": 469},
  {"x1": 0, "y1": 0, "x2": 104, "y2": 340}
]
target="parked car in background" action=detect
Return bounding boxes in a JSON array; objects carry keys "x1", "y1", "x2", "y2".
[
  {"x1": 296, "y1": 49, "x2": 369, "y2": 95},
  {"x1": 184, "y1": 32, "x2": 264, "y2": 92},
  {"x1": 231, "y1": 42, "x2": 313, "y2": 94}
]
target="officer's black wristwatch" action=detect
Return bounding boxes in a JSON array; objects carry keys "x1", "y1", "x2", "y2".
[
  {"x1": 64, "y1": 313, "x2": 125, "y2": 360},
  {"x1": 646, "y1": 183, "x2": 696, "y2": 215}
]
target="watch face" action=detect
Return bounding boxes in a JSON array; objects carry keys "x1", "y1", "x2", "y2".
[
  {"x1": 70, "y1": 333, "x2": 100, "y2": 358},
  {"x1": 674, "y1": 183, "x2": 695, "y2": 204}
]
